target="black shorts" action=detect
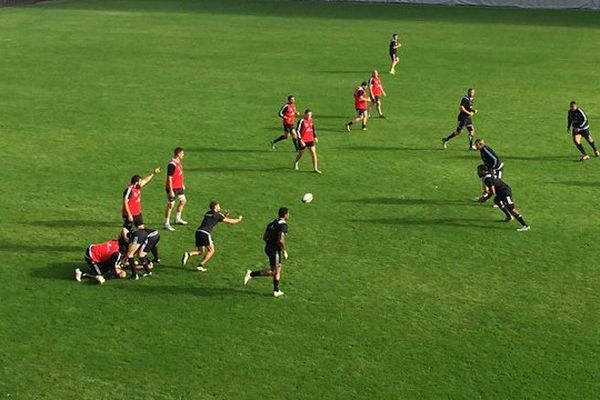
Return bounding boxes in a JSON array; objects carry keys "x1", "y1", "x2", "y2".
[
  {"x1": 493, "y1": 165, "x2": 504, "y2": 180},
  {"x1": 390, "y1": 52, "x2": 398, "y2": 61},
  {"x1": 457, "y1": 117, "x2": 474, "y2": 133},
  {"x1": 494, "y1": 188, "x2": 514, "y2": 210},
  {"x1": 84, "y1": 248, "x2": 120, "y2": 276},
  {"x1": 299, "y1": 141, "x2": 315, "y2": 149},
  {"x1": 140, "y1": 236, "x2": 160, "y2": 254},
  {"x1": 356, "y1": 108, "x2": 367, "y2": 116},
  {"x1": 195, "y1": 230, "x2": 213, "y2": 247},
  {"x1": 573, "y1": 128, "x2": 591, "y2": 139},
  {"x1": 130, "y1": 229, "x2": 148, "y2": 246},
  {"x1": 123, "y1": 214, "x2": 144, "y2": 230},
  {"x1": 166, "y1": 188, "x2": 185, "y2": 202},
  {"x1": 265, "y1": 246, "x2": 282, "y2": 268},
  {"x1": 283, "y1": 124, "x2": 294, "y2": 134}
]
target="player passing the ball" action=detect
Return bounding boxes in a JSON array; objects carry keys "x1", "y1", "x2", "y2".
[
  {"x1": 389, "y1": 33, "x2": 402, "y2": 75},
  {"x1": 270, "y1": 95, "x2": 300, "y2": 150},
  {"x1": 164, "y1": 147, "x2": 187, "y2": 231},
  {"x1": 369, "y1": 70, "x2": 387, "y2": 118},
  {"x1": 181, "y1": 200, "x2": 243, "y2": 272},
  {"x1": 121, "y1": 167, "x2": 161, "y2": 239},
  {"x1": 567, "y1": 101, "x2": 599, "y2": 161},
  {"x1": 294, "y1": 109, "x2": 322, "y2": 174},
  {"x1": 244, "y1": 207, "x2": 289, "y2": 297},
  {"x1": 442, "y1": 88, "x2": 477, "y2": 151},
  {"x1": 345, "y1": 82, "x2": 369, "y2": 132}
]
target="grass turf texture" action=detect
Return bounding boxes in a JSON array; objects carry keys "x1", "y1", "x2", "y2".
[{"x1": 1, "y1": 0, "x2": 600, "y2": 398}]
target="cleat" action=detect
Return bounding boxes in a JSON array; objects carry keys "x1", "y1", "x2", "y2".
[
  {"x1": 345, "y1": 123, "x2": 351, "y2": 132},
  {"x1": 273, "y1": 290, "x2": 285, "y2": 297},
  {"x1": 442, "y1": 139, "x2": 448, "y2": 149},
  {"x1": 154, "y1": 259, "x2": 161, "y2": 264},
  {"x1": 130, "y1": 274, "x2": 139, "y2": 281},
  {"x1": 175, "y1": 219, "x2": 188, "y2": 225},
  {"x1": 314, "y1": 169, "x2": 322, "y2": 174},
  {"x1": 181, "y1": 252, "x2": 190, "y2": 265},
  {"x1": 270, "y1": 141, "x2": 276, "y2": 150},
  {"x1": 95, "y1": 275, "x2": 106, "y2": 284},
  {"x1": 517, "y1": 225, "x2": 530, "y2": 232},
  {"x1": 164, "y1": 223, "x2": 175, "y2": 232},
  {"x1": 244, "y1": 270, "x2": 252, "y2": 285},
  {"x1": 293, "y1": 162, "x2": 299, "y2": 171},
  {"x1": 74, "y1": 268, "x2": 82, "y2": 282},
  {"x1": 581, "y1": 155, "x2": 590, "y2": 161},
  {"x1": 361, "y1": 127, "x2": 367, "y2": 131},
  {"x1": 197, "y1": 266, "x2": 208, "y2": 272},
  {"x1": 143, "y1": 272, "x2": 153, "y2": 277},
  {"x1": 493, "y1": 204, "x2": 499, "y2": 208},
  {"x1": 389, "y1": 70, "x2": 395, "y2": 75},
  {"x1": 379, "y1": 114, "x2": 386, "y2": 119}
]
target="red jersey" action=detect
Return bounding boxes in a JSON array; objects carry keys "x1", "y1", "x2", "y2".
[
  {"x1": 167, "y1": 158, "x2": 184, "y2": 190},
  {"x1": 122, "y1": 184, "x2": 142, "y2": 217},
  {"x1": 369, "y1": 75, "x2": 383, "y2": 97},
  {"x1": 279, "y1": 102, "x2": 297, "y2": 126},
  {"x1": 296, "y1": 118, "x2": 316, "y2": 142},
  {"x1": 354, "y1": 86, "x2": 367, "y2": 110},
  {"x1": 89, "y1": 240, "x2": 120, "y2": 263}
]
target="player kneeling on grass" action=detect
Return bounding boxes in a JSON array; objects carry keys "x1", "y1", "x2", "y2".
[
  {"x1": 181, "y1": 200, "x2": 243, "y2": 272},
  {"x1": 567, "y1": 101, "x2": 599, "y2": 161},
  {"x1": 244, "y1": 207, "x2": 289, "y2": 297},
  {"x1": 75, "y1": 240, "x2": 126, "y2": 284},
  {"x1": 293, "y1": 109, "x2": 321, "y2": 174},
  {"x1": 477, "y1": 165, "x2": 530, "y2": 232}
]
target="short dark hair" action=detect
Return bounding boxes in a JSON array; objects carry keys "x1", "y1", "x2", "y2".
[
  {"x1": 174, "y1": 147, "x2": 184, "y2": 156},
  {"x1": 474, "y1": 138, "x2": 484, "y2": 146},
  {"x1": 477, "y1": 164, "x2": 488, "y2": 175},
  {"x1": 361, "y1": 81, "x2": 368, "y2": 87},
  {"x1": 392, "y1": 33, "x2": 397, "y2": 37},
  {"x1": 468, "y1": 88, "x2": 475, "y2": 93},
  {"x1": 130, "y1": 174, "x2": 142, "y2": 184},
  {"x1": 570, "y1": 101, "x2": 577, "y2": 106},
  {"x1": 288, "y1": 95, "x2": 294, "y2": 101},
  {"x1": 209, "y1": 200, "x2": 219, "y2": 210},
  {"x1": 278, "y1": 207, "x2": 288, "y2": 218},
  {"x1": 304, "y1": 108, "x2": 311, "y2": 114}
]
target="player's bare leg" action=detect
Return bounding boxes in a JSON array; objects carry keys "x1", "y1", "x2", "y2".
[
  {"x1": 442, "y1": 129, "x2": 461, "y2": 149},
  {"x1": 181, "y1": 246, "x2": 203, "y2": 265},
  {"x1": 197, "y1": 243, "x2": 215, "y2": 272},
  {"x1": 175, "y1": 197, "x2": 187, "y2": 224},
  {"x1": 293, "y1": 148, "x2": 304, "y2": 170},
  {"x1": 126, "y1": 243, "x2": 142, "y2": 280},
  {"x1": 390, "y1": 57, "x2": 399, "y2": 74},
  {"x1": 467, "y1": 127, "x2": 476, "y2": 151},
  {"x1": 308, "y1": 147, "x2": 321, "y2": 174},
  {"x1": 245, "y1": 265, "x2": 283, "y2": 296},
  {"x1": 376, "y1": 99, "x2": 384, "y2": 117},
  {"x1": 164, "y1": 201, "x2": 175, "y2": 230},
  {"x1": 573, "y1": 134, "x2": 589, "y2": 160},
  {"x1": 584, "y1": 135, "x2": 600, "y2": 157}
]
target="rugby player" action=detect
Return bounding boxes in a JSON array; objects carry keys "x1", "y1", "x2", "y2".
[
  {"x1": 442, "y1": 88, "x2": 477, "y2": 150},
  {"x1": 121, "y1": 167, "x2": 161, "y2": 239},
  {"x1": 475, "y1": 139, "x2": 504, "y2": 179},
  {"x1": 345, "y1": 82, "x2": 369, "y2": 132},
  {"x1": 567, "y1": 101, "x2": 599, "y2": 161},
  {"x1": 244, "y1": 207, "x2": 289, "y2": 297},
  {"x1": 164, "y1": 147, "x2": 187, "y2": 231},
  {"x1": 270, "y1": 95, "x2": 300, "y2": 150},
  {"x1": 389, "y1": 33, "x2": 402, "y2": 75},
  {"x1": 293, "y1": 109, "x2": 321, "y2": 174},
  {"x1": 74, "y1": 239, "x2": 126, "y2": 284},
  {"x1": 369, "y1": 70, "x2": 387, "y2": 118}
]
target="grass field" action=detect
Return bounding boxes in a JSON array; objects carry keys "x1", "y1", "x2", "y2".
[{"x1": 1, "y1": 0, "x2": 600, "y2": 398}]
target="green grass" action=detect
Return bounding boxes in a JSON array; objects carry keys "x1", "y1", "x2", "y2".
[{"x1": 1, "y1": 0, "x2": 600, "y2": 398}]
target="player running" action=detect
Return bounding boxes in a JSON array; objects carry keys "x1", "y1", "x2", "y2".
[
  {"x1": 121, "y1": 168, "x2": 160, "y2": 238},
  {"x1": 74, "y1": 239, "x2": 126, "y2": 284},
  {"x1": 244, "y1": 207, "x2": 289, "y2": 297},
  {"x1": 345, "y1": 82, "x2": 369, "y2": 132},
  {"x1": 369, "y1": 70, "x2": 387, "y2": 118},
  {"x1": 567, "y1": 101, "x2": 599, "y2": 161},
  {"x1": 442, "y1": 88, "x2": 478, "y2": 151},
  {"x1": 475, "y1": 139, "x2": 504, "y2": 179},
  {"x1": 270, "y1": 95, "x2": 300, "y2": 150},
  {"x1": 293, "y1": 109, "x2": 321, "y2": 174},
  {"x1": 181, "y1": 200, "x2": 243, "y2": 272},
  {"x1": 477, "y1": 165, "x2": 530, "y2": 232},
  {"x1": 164, "y1": 147, "x2": 187, "y2": 231},
  {"x1": 389, "y1": 33, "x2": 402, "y2": 75}
]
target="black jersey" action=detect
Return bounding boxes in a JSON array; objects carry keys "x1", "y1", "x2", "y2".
[
  {"x1": 567, "y1": 108, "x2": 589, "y2": 130},
  {"x1": 458, "y1": 95, "x2": 474, "y2": 119},
  {"x1": 144, "y1": 229, "x2": 160, "y2": 246},
  {"x1": 482, "y1": 172, "x2": 510, "y2": 195},
  {"x1": 479, "y1": 145, "x2": 503, "y2": 170},
  {"x1": 197, "y1": 210, "x2": 225, "y2": 233},
  {"x1": 389, "y1": 39, "x2": 398, "y2": 55},
  {"x1": 264, "y1": 218, "x2": 288, "y2": 248}
]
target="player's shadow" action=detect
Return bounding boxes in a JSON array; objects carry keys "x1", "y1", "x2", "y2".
[
  {"x1": 350, "y1": 217, "x2": 507, "y2": 230},
  {"x1": 30, "y1": 261, "x2": 81, "y2": 281},
  {"x1": 32, "y1": 220, "x2": 118, "y2": 228},
  {"x1": 346, "y1": 197, "x2": 473, "y2": 206},
  {"x1": 185, "y1": 147, "x2": 266, "y2": 153},
  {"x1": 111, "y1": 284, "x2": 267, "y2": 297}
]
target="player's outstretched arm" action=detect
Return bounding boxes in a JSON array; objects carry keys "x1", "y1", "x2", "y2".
[
  {"x1": 140, "y1": 167, "x2": 161, "y2": 187},
  {"x1": 224, "y1": 215, "x2": 243, "y2": 224}
]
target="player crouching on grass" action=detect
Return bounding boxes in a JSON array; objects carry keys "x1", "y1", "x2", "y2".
[
  {"x1": 244, "y1": 207, "x2": 289, "y2": 297},
  {"x1": 122, "y1": 228, "x2": 161, "y2": 280},
  {"x1": 567, "y1": 101, "x2": 599, "y2": 161},
  {"x1": 477, "y1": 165, "x2": 530, "y2": 232},
  {"x1": 181, "y1": 200, "x2": 243, "y2": 272},
  {"x1": 75, "y1": 239, "x2": 126, "y2": 284},
  {"x1": 293, "y1": 109, "x2": 322, "y2": 174}
]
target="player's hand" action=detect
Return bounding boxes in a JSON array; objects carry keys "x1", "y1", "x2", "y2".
[
  {"x1": 283, "y1": 250, "x2": 288, "y2": 260},
  {"x1": 153, "y1": 167, "x2": 161, "y2": 174},
  {"x1": 300, "y1": 140, "x2": 305, "y2": 147},
  {"x1": 127, "y1": 215, "x2": 133, "y2": 222},
  {"x1": 169, "y1": 191, "x2": 175, "y2": 198},
  {"x1": 315, "y1": 137, "x2": 319, "y2": 143},
  {"x1": 238, "y1": 215, "x2": 243, "y2": 222}
]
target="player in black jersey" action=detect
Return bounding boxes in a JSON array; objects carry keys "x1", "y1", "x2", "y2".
[
  {"x1": 244, "y1": 207, "x2": 289, "y2": 297},
  {"x1": 567, "y1": 101, "x2": 599, "y2": 161},
  {"x1": 443, "y1": 88, "x2": 477, "y2": 151},
  {"x1": 122, "y1": 228, "x2": 161, "y2": 278},
  {"x1": 181, "y1": 200, "x2": 243, "y2": 272},
  {"x1": 475, "y1": 139, "x2": 504, "y2": 179},
  {"x1": 389, "y1": 33, "x2": 402, "y2": 75},
  {"x1": 477, "y1": 165, "x2": 530, "y2": 232}
]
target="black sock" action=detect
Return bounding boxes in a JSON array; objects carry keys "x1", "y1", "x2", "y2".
[
  {"x1": 151, "y1": 247, "x2": 159, "y2": 262},
  {"x1": 576, "y1": 143, "x2": 586, "y2": 155},
  {"x1": 444, "y1": 132, "x2": 457, "y2": 142},
  {"x1": 514, "y1": 214, "x2": 527, "y2": 226},
  {"x1": 140, "y1": 257, "x2": 151, "y2": 274},
  {"x1": 272, "y1": 135, "x2": 286, "y2": 144},
  {"x1": 590, "y1": 141, "x2": 598, "y2": 152},
  {"x1": 500, "y1": 206, "x2": 512, "y2": 219},
  {"x1": 273, "y1": 279, "x2": 280, "y2": 292},
  {"x1": 347, "y1": 121, "x2": 353, "y2": 126},
  {"x1": 128, "y1": 257, "x2": 137, "y2": 277},
  {"x1": 468, "y1": 135, "x2": 474, "y2": 147},
  {"x1": 250, "y1": 271, "x2": 260, "y2": 277}
]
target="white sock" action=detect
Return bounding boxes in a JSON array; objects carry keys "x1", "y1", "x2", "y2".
[
  {"x1": 176, "y1": 213, "x2": 182, "y2": 220},
  {"x1": 164, "y1": 218, "x2": 170, "y2": 225}
]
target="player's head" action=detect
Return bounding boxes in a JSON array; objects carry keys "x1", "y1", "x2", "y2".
[
  {"x1": 278, "y1": 207, "x2": 289, "y2": 220},
  {"x1": 174, "y1": 147, "x2": 185, "y2": 159},
  {"x1": 474, "y1": 138, "x2": 485, "y2": 150},
  {"x1": 287, "y1": 95, "x2": 295, "y2": 103},
  {"x1": 304, "y1": 109, "x2": 312, "y2": 119},
  {"x1": 361, "y1": 81, "x2": 368, "y2": 88},
  {"x1": 130, "y1": 174, "x2": 142, "y2": 187},
  {"x1": 467, "y1": 88, "x2": 475, "y2": 97},
  {"x1": 115, "y1": 268, "x2": 127, "y2": 279},
  {"x1": 570, "y1": 101, "x2": 578, "y2": 110},
  {"x1": 392, "y1": 33, "x2": 397, "y2": 39},
  {"x1": 372, "y1": 69, "x2": 378, "y2": 76},
  {"x1": 209, "y1": 200, "x2": 220, "y2": 212},
  {"x1": 477, "y1": 164, "x2": 489, "y2": 177}
]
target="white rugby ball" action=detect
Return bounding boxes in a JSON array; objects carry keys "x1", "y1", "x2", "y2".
[{"x1": 302, "y1": 193, "x2": 313, "y2": 203}]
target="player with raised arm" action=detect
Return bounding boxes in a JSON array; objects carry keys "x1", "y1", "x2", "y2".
[
  {"x1": 389, "y1": 33, "x2": 402, "y2": 75},
  {"x1": 121, "y1": 167, "x2": 160, "y2": 239},
  {"x1": 244, "y1": 207, "x2": 289, "y2": 297},
  {"x1": 369, "y1": 70, "x2": 387, "y2": 118},
  {"x1": 345, "y1": 82, "x2": 369, "y2": 132},
  {"x1": 181, "y1": 200, "x2": 243, "y2": 272},
  {"x1": 477, "y1": 165, "x2": 530, "y2": 232},
  {"x1": 164, "y1": 147, "x2": 187, "y2": 231},
  {"x1": 442, "y1": 88, "x2": 477, "y2": 150},
  {"x1": 74, "y1": 239, "x2": 126, "y2": 284},
  {"x1": 270, "y1": 95, "x2": 300, "y2": 150},
  {"x1": 567, "y1": 101, "x2": 599, "y2": 161},
  {"x1": 293, "y1": 109, "x2": 321, "y2": 174}
]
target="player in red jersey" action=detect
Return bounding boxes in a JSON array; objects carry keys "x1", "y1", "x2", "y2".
[
  {"x1": 121, "y1": 167, "x2": 160, "y2": 239},
  {"x1": 293, "y1": 109, "x2": 321, "y2": 174},
  {"x1": 368, "y1": 70, "x2": 387, "y2": 118},
  {"x1": 270, "y1": 95, "x2": 301, "y2": 150},
  {"x1": 163, "y1": 147, "x2": 187, "y2": 231},
  {"x1": 74, "y1": 239, "x2": 126, "y2": 284},
  {"x1": 345, "y1": 82, "x2": 370, "y2": 132}
]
